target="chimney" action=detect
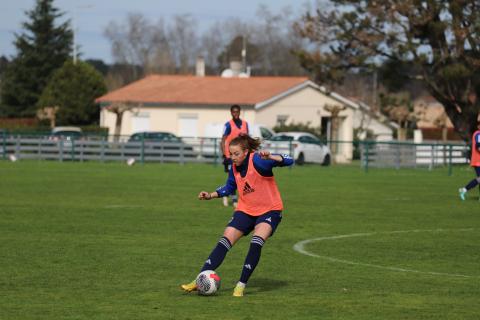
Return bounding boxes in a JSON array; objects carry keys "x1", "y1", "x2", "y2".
[
  {"x1": 229, "y1": 60, "x2": 242, "y2": 77},
  {"x1": 196, "y1": 56, "x2": 205, "y2": 77}
]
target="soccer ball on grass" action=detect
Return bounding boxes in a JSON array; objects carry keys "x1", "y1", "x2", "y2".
[{"x1": 196, "y1": 270, "x2": 221, "y2": 295}]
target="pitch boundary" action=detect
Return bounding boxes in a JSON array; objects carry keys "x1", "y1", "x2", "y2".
[{"x1": 293, "y1": 228, "x2": 479, "y2": 278}]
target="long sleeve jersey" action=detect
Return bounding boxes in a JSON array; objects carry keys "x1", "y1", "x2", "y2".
[{"x1": 216, "y1": 152, "x2": 294, "y2": 197}]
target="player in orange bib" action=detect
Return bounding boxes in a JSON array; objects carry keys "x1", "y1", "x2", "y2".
[
  {"x1": 459, "y1": 116, "x2": 480, "y2": 201},
  {"x1": 181, "y1": 134, "x2": 294, "y2": 297},
  {"x1": 220, "y1": 105, "x2": 249, "y2": 207}
]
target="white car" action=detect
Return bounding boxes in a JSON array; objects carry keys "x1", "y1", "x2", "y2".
[{"x1": 264, "y1": 132, "x2": 331, "y2": 165}]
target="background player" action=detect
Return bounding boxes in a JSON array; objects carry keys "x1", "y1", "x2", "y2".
[
  {"x1": 459, "y1": 115, "x2": 480, "y2": 201},
  {"x1": 220, "y1": 104, "x2": 249, "y2": 207}
]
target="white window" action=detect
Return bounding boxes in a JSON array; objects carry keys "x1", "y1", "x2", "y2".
[
  {"x1": 178, "y1": 114, "x2": 198, "y2": 138},
  {"x1": 132, "y1": 113, "x2": 150, "y2": 133}
]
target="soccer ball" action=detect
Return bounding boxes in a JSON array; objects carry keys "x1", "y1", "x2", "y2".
[
  {"x1": 126, "y1": 158, "x2": 135, "y2": 166},
  {"x1": 196, "y1": 270, "x2": 221, "y2": 295}
]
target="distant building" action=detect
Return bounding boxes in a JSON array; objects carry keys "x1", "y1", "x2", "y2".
[
  {"x1": 414, "y1": 96, "x2": 461, "y2": 141},
  {"x1": 96, "y1": 75, "x2": 394, "y2": 162}
]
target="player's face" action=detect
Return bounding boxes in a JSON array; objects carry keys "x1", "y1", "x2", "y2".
[
  {"x1": 229, "y1": 145, "x2": 248, "y2": 165},
  {"x1": 231, "y1": 108, "x2": 240, "y2": 120}
]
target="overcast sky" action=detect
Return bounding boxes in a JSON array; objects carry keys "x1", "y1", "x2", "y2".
[{"x1": 0, "y1": 0, "x2": 313, "y2": 63}]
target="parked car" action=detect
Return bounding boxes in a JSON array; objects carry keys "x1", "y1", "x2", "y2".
[
  {"x1": 49, "y1": 126, "x2": 83, "y2": 148},
  {"x1": 264, "y1": 132, "x2": 331, "y2": 165},
  {"x1": 127, "y1": 131, "x2": 195, "y2": 157}
]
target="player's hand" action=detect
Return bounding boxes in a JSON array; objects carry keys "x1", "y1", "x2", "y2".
[
  {"x1": 198, "y1": 191, "x2": 212, "y2": 200},
  {"x1": 259, "y1": 150, "x2": 271, "y2": 159}
]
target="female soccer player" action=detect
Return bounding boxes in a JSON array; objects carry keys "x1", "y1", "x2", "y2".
[
  {"x1": 459, "y1": 116, "x2": 480, "y2": 200},
  {"x1": 181, "y1": 134, "x2": 293, "y2": 297}
]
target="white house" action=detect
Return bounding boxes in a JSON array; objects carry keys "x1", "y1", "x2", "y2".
[{"x1": 96, "y1": 75, "x2": 394, "y2": 162}]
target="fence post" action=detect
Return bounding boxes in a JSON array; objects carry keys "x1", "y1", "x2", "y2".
[
  {"x1": 180, "y1": 140, "x2": 185, "y2": 165},
  {"x1": 448, "y1": 144, "x2": 453, "y2": 176},
  {"x1": 59, "y1": 139, "x2": 64, "y2": 162},
  {"x1": 364, "y1": 141, "x2": 369, "y2": 173},
  {"x1": 15, "y1": 135, "x2": 20, "y2": 159},
  {"x1": 2, "y1": 130, "x2": 6, "y2": 160},
  {"x1": 101, "y1": 136, "x2": 106, "y2": 163},
  {"x1": 141, "y1": 134, "x2": 145, "y2": 165},
  {"x1": 71, "y1": 138, "x2": 75, "y2": 161},
  {"x1": 213, "y1": 138, "x2": 218, "y2": 166},
  {"x1": 429, "y1": 144, "x2": 434, "y2": 170}
]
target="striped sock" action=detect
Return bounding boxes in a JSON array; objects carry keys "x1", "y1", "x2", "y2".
[
  {"x1": 200, "y1": 236, "x2": 232, "y2": 272},
  {"x1": 239, "y1": 235, "x2": 265, "y2": 284}
]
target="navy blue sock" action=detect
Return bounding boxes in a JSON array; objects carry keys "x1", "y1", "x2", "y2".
[
  {"x1": 465, "y1": 178, "x2": 479, "y2": 190},
  {"x1": 239, "y1": 235, "x2": 265, "y2": 284},
  {"x1": 200, "y1": 237, "x2": 232, "y2": 272}
]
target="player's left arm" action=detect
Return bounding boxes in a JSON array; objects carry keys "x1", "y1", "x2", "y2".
[
  {"x1": 476, "y1": 132, "x2": 480, "y2": 151},
  {"x1": 258, "y1": 151, "x2": 294, "y2": 167}
]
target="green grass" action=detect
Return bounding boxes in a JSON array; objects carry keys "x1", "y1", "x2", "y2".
[{"x1": 0, "y1": 161, "x2": 479, "y2": 320}]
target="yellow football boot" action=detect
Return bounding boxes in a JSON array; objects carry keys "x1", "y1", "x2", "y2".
[
  {"x1": 181, "y1": 280, "x2": 197, "y2": 292},
  {"x1": 232, "y1": 284, "x2": 245, "y2": 297}
]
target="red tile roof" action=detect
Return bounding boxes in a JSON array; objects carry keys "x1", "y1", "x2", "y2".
[{"x1": 96, "y1": 75, "x2": 309, "y2": 105}]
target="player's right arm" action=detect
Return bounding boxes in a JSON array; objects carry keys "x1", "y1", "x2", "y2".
[
  {"x1": 198, "y1": 191, "x2": 219, "y2": 200},
  {"x1": 198, "y1": 168, "x2": 237, "y2": 200}
]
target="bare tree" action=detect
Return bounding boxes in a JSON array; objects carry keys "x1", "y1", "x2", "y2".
[
  {"x1": 168, "y1": 15, "x2": 199, "y2": 74},
  {"x1": 105, "y1": 102, "x2": 138, "y2": 142}
]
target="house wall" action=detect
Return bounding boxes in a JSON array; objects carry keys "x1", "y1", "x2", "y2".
[
  {"x1": 99, "y1": 86, "x2": 361, "y2": 162},
  {"x1": 255, "y1": 86, "x2": 354, "y2": 162},
  {"x1": 100, "y1": 106, "x2": 256, "y2": 139}
]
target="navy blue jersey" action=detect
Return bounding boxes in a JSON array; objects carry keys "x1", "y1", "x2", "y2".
[
  {"x1": 223, "y1": 119, "x2": 249, "y2": 137},
  {"x1": 216, "y1": 152, "x2": 294, "y2": 197}
]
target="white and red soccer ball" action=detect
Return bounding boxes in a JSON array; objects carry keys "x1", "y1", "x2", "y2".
[{"x1": 196, "y1": 270, "x2": 221, "y2": 295}]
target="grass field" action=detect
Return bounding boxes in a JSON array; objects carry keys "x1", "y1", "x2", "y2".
[{"x1": 1, "y1": 161, "x2": 479, "y2": 320}]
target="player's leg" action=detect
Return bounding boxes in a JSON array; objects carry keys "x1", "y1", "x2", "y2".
[
  {"x1": 222, "y1": 158, "x2": 232, "y2": 206},
  {"x1": 459, "y1": 166, "x2": 480, "y2": 200},
  {"x1": 476, "y1": 167, "x2": 480, "y2": 201},
  {"x1": 182, "y1": 211, "x2": 253, "y2": 293},
  {"x1": 233, "y1": 211, "x2": 282, "y2": 297}
]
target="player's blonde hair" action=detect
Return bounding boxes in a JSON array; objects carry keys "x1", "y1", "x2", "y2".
[{"x1": 229, "y1": 133, "x2": 261, "y2": 152}]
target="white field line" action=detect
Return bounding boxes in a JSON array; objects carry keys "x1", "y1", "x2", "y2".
[{"x1": 293, "y1": 228, "x2": 479, "y2": 278}]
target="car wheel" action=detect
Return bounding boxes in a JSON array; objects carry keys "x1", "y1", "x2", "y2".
[
  {"x1": 321, "y1": 154, "x2": 331, "y2": 166},
  {"x1": 296, "y1": 152, "x2": 305, "y2": 165}
]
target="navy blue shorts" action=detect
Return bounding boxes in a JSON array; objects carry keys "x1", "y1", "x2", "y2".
[{"x1": 227, "y1": 210, "x2": 282, "y2": 237}]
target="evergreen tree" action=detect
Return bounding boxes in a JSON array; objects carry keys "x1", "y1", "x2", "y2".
[
  {"x1": 0, "y1": 0, "x2": 72, "y2": 117},
  {"x1": 38, "y1": 61, "x2": 107, "y2": 125}
]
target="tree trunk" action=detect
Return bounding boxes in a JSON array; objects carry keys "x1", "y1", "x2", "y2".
[
  {"x1": 397, "y1": 127, "x2": 407, "y2": 141},
  {"x1": 114, "y1": 111, "x2": 124, "y2": 143}
]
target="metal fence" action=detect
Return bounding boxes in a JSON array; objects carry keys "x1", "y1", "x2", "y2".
[
  {"x1": 358, "y1": 140, "x2": 469, "y2": 174},
  {"x1": 0, "y1": 134, "x2": 224, "y2": 164},
  {"x1": 0, "y1": 133, "x2": 470, "y2": 175}
]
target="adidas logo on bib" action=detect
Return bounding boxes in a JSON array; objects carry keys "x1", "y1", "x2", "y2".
[{"x1": 242, "y1": 182, "x2": 255, "y2": 195}]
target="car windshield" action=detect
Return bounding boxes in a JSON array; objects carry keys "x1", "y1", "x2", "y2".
[{"x1": 271, "y1": 135, "x2": 294, "y2": 142}]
